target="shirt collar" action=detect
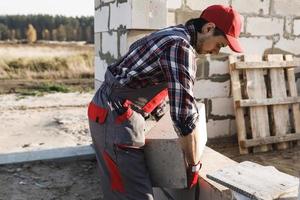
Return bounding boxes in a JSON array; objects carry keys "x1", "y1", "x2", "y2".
[{"x1": 185, "y1": 24, "x2": 197, "y2": 48}]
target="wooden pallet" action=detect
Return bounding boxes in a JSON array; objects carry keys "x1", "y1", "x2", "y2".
[{"x1": 229, "y1": 54, "x2": 300, "y2": 154}]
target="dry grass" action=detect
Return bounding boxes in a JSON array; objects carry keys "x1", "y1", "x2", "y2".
[{"x1": 0, "y1": 43, "x2": 94, "y2": 80}]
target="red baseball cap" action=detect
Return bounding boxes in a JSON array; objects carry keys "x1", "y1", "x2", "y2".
[{"x1": 200, "y1": 5, "x2": 243, "y2": 53}]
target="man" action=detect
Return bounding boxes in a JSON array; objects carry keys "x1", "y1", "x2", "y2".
[{"x1": 88, "y1": 4, "x2": 243, "y2": 200}]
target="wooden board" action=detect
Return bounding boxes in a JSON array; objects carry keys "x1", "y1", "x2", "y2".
[
  {"x1": 285, "y1": 55, "x2": 300, "y2": 146},
  {"x1": 240, "y1": 133, "x2": 300, "y2": 148},
  {"x1": 267, "y1": 54, "x2": 290, "y2": 150},
  {"x1": 207, "y1": 161, "x2": 299, "y2": 200},
  {"x1": 237, "y1": 96, "x2": 300, "y2": 107},
  {"x1": 235, "y1": 60, "x2": 300, "y2": 69},
  {"x1": 244, "y1": 55, "x2": 271, "y2": 153},
  {"x1": 229, "y1": 55, "x2": 248, "y2": 154}
]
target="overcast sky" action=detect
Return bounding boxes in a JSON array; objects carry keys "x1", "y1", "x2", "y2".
[{"x1": 0, "y1": 0, "x2": 94, "y2": 17}]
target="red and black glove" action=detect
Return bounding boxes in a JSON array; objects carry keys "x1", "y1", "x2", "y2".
[{"x1": 187, "y1": 162, "x2": 202, "y2": 189}]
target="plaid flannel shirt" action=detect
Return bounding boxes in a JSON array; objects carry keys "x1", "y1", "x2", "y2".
[{"x1": 108, "y1": 24, "x2": 199, "y2": 136}]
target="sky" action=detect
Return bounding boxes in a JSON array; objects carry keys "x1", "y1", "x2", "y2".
[{"x1": 0, "y1": 0, "x2": 94, "y2": 17}]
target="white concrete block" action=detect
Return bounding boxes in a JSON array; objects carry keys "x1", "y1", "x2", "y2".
[
  {"x1": 120, "y1": 30, "x2": 155, "y2": 56},
  {"x1": 94, "y1": 6, "x2": 109, "y2": 33},
  {"x1": 144, "y1": 103, "x2": 207, "y2": 188},
  {"x1": 167, "y1": 11, "x2": 176, "y2": 26},
  {"x1": 102, "y1": 0, "x2": 115, "y2": 3},
  {"x1": 240, "y1": 14, "x2": 245, "y2": 33},
  {"x1": 247, "y1": 17, "x2": 284, "y2": 36},
  {"x1": 94, "y1": 0, "x2": 101, "y2": 9},
  {"x1": 109, "y1": 1, "x2": 131, "y2": 30},
  {"x1": 293, "y1": 19, "x2": 300, "y2": 35},
  {"x1": 153, "y1": 147, "x2": 236, "y2": 200},
  {"x1": 229, "y1": 119, "x2": 237, "y2": 135},
  {"x1": 131, "y1": 0, "x2": 167, "y2": 29},
  {"x1": 102, "y1": 31, "x2": 118, "y2": 58},
  {"x1": 194, "y1": 80, "x2": 230, "y2": 98},
  {"x1": 275, "y1": 38, "x2": 300, "y2": 55},
  {"x1": 167, "y1": 0, "x2": 182, "y2": 10},
  {"x1": 119, "y1": 32, "x2": 128, "y2": 56},
  {"x1": 285, "y1": 16, "x2": 294, "y2": 36},
  {"x1": 94, "y1": 32, "x2": 101, "y2": 55},
  {"x1": 231, "y1": 0, "x2": 270, "y2": 15},
  {"x1": 208, "y1": 59, "x2": 229, "y2": 76},
  {"x1": 95, "y1": 0, "x2": 167, "y2": 30},
  {"x1": 239, "y1": 36, "x2": 273, "y2": 55},
  {"x1": 175, "y1": 7, "x2": 201, "y2": 24},
  {"x1": 95, "y1": 79, "x2": 103, "y2": 91},
  {"x1": 207, "y1": 119, "x2": 230, "y2": 138},
  {"x1": 211, "y1": 97, "x2": 234, "y2": 116},
  {"x1": 273, "y1": 0, "x2": 300, "y2": 16},
  {"x1": 95, "y1": 57, "x2": 108, "y2": 82},
  {"x1": 186, "y1": 0, "x2": 229, "y2": 11},
  {"x1": 127, "y1": 30, "x2": 154, "y2": 49}
]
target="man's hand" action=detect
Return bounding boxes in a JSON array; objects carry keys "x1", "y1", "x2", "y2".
[
  {"x1": 178, "y1": 124, "x2": 202, "y2": 165},
  {"x1": 178, "y1": 124, "x2": 203, "y2": 188},
  {"x1": 187, "y1": 162, "x2": 202, "y2": 188}
]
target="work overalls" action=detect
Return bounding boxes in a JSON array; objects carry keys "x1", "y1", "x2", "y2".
[
  {"x1": 88, "y1": 69, "x2": 168, "y2": 200},
  {"x1": 88, "y1": 27, "x2": 190, "y2": 199}
]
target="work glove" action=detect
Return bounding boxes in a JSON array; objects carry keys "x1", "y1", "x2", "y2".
[{"x1": 187, "y1": 161, "x2": 202, "y2": 188}]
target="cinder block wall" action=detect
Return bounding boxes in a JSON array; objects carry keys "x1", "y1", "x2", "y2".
[{"x1": 95, "y1": 0, "x2": 300, "y2": 139}]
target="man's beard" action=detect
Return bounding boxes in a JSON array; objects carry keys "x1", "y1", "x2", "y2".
[{"x1": 195, "y1": 37, "x2": 206, "y2": 54}]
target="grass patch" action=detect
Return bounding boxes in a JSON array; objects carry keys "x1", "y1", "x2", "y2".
[{"x1": 16, "y1": 83, "x2": 71, "y2": 97}]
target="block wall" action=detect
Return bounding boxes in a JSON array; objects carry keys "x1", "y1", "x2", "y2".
[{"x1": 95, "y1": 0, "x2": 300, "y2": 139}]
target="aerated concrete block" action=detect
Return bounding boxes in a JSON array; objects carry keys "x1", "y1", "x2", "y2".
[{"x1": 144, "y1": 103, "x2": 207, "y2": 188}]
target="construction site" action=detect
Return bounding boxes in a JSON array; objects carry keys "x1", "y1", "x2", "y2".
[{"x1": 1, "y1": 0, "x2": 300, "y2": 199}]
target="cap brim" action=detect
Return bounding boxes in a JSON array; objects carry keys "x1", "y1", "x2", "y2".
[{"x1": 226, "y1": 34, "x2": 243, "y2": 53}]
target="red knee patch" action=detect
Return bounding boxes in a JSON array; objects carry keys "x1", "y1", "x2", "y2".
[
  {"x1": 102, "y1": 150, "x2": 125, "y2": 193},
  {"x1": 88, "y1": 102, "x2": 108, "y2": 124}
]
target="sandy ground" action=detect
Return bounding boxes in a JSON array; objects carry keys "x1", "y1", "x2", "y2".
[{"x1": 0, "y1": 92, "x2": 93, "y2": 154}]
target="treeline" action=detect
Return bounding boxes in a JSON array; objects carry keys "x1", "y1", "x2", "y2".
[{"x1": 0, "y1": 15, "x2": 94, "y2": 43}]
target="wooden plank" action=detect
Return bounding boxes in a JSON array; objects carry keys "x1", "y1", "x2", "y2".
[
  {"x1": 235, "y1": 60, "x2": 300, "y2": 69},
  {"x1": 229, "y1": 55, "x2": 249, "y2": 154},
  {"x1": 285, "y1": 54, "x2": 300, "y2": 146},
  {"x1": 207, "y1": 161, "x2": 299, "y2": 200},
  {"x1": 267, "y1": 54, "x2": 290, "y2": 150},
  {"x1": 240, "y1": 133, "x2": 300, "y2": 148},
  {"x1": 244, "y1": 55, "x2": 272, "y2": 153},
  {"x1": 236, "y1": 96, "x2": 300, "y2": 107}
]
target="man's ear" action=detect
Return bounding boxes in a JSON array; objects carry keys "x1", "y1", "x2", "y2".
[{"x1": 201, "y1": 22, "x2": 216, "y2": 34}]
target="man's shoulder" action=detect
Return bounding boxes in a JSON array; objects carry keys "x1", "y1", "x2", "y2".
[{"x1": 149, "y1": 24, "x2": 190, "y2": 44}]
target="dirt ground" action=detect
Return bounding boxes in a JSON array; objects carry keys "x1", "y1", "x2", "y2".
[
  {"x1": 0, "y1": 160, "x2": 103, "y2": 200},
  {"x1": 0, "y1": 92, "x2": 300, "y2": 199}
]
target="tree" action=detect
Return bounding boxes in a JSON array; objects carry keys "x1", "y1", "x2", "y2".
[
  {"x1": 0, "y1": 15, "x2": 94, "y2": 42},
  {"x1": 0, "y1": 23, "x2": 9, "y2": 40},
  {"x1": 42, "y1": 28, "x2": 50, "y2": 40},
  {"x1": 57, "y1": 24, "x2": 67, "y2": 41},
  {"x1": 26, "y1": 24, "x2": 37, "y2": 43},
  {"x1": 51, "y1": 29, "x2": 57, "y2": 41}
]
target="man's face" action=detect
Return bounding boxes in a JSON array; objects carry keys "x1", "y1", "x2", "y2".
[{"x1": 195, "y1": 23, "x2": 228, "y2": 55}]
